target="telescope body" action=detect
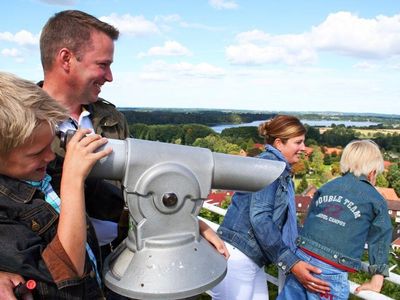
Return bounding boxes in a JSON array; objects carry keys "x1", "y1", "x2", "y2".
[{"x1": 87, "y1": 138, "x2": 285, "y2": 299}]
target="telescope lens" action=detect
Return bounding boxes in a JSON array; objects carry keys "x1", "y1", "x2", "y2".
[{"x1": 162, "y1": 193, "x2": 178, "y2": 207}]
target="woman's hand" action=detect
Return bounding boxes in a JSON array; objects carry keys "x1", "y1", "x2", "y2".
[
  {"x1": 291, "y1": 260, "x2": 330, "y2": 293},
  {"x1": 199, "y1": 220, "x2": 230, "y2": 259},
  {"x1": 355, "y1": 274, "x2": 384, "y2": 294}
]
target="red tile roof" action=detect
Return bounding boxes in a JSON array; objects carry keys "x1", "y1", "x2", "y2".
[
  {"x1": 376, "y1": 187, "x2": 400, "y2": 201},
  {"x1": 322, "y1": 146, "x2": 343, "y2": 155},
  {"x1": 207, "y1": 191, "x2": 233, "y2": 205}
]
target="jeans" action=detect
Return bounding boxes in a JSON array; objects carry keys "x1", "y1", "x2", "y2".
[
  {"x1": 210, "y1": 242, "x2": 268, "y2": 300},
  {"x1": 278, "y1": 249, "x2": 349, "y2": 300}
]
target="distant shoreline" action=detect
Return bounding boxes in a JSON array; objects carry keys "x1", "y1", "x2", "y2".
[{"x1": 211, "y1": 119, "x2": 380, "y2": 133}]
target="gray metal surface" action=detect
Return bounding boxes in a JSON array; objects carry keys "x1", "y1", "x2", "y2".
[{"x1": 88, "y1": 138, "x2": 285, "y2": 299}]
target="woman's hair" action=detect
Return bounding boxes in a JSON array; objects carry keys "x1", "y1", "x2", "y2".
[
  {"x1": 0, "y1": 72, "x2": 68, "y2": 154},
  {"x1": 40, "y1": 10, "x2": 120, "y2": 71},
  {"x1": 258, "y1": 115, "x2": 306, "y2": 145},
  {"x1": 340, "y1": 139, "x2": 384, "y2": 177}
]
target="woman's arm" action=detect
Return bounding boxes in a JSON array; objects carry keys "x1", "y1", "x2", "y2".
[
  {"x1": 249, "y1": 183, "x2": 330, "y2": 293},
  {"x1": 199, "y1": 220, "x2": 229, "y2": 258},
  {"x1": 291, "y1": 261, "x2": 330, "y2": 293}
]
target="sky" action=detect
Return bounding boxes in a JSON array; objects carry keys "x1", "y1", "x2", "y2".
[{"x1": 1, "y1": 0, "x2": 400, "y2": 115}]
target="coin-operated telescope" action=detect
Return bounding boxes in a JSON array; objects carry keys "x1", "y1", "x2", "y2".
[{"x1": 77, "y1": 136, "x2": 284, "y2": 299}]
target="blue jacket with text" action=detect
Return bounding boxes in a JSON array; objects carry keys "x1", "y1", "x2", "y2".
[{"x1": 298, "y1": 172, "x2": 392, "y2": 276}]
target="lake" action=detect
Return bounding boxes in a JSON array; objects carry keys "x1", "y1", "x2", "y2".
[{"x1": 211, "y1": 119, "x2": 379, "y2": 133}]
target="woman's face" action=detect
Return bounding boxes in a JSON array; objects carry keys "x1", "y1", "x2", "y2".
[{"x1": 274, "y1": 134, "x2": 306, "y2": 165}]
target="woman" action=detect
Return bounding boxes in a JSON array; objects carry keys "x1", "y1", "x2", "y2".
[{"x1": 210, "y1": 115, "x2": 330, "y2": 300}]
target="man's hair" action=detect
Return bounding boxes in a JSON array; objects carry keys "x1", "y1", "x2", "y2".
[
  {"x1": 0, "y1": 72, "x2": 68, "y2": 154},
  {"x1": 340, "y1": 139, "x2": 384, "y2": 177},
  {"x1": 40, "y1": 10, "x2": 120, "y2": 71}
]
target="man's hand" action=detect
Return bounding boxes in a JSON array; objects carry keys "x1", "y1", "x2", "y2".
[
  {"x1": 0, "y1": 271, "x2": 24, "y2": 300},
  {"x1": 291, "y1": 261, "x2": 330, "y2": 293}
]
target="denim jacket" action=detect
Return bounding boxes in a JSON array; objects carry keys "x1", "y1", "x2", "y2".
[
  {"x1": 0, "y1": 175, "x2": 104, "y2": 299},
  {"x1": 298, "y1": 172, "x2": 392, "y2": 276},
  {"x1": 217, "y1": 145, "x2": 300, "y2": 273}
]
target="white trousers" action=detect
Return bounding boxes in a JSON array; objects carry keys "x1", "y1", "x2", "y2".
[{"x1": 210, "y1": 242, "x2": 268, "y2": 300}]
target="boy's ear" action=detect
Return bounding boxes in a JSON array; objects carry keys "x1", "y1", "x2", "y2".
[{"x1": 367, "y1": 170, "x2": 377, "y2": 185}]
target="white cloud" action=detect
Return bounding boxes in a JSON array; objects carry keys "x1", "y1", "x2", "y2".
[
  {"x1": 140, "y1": 60, "x2": 225, "y2": 80},
  {"x1": 209, "y1": 0, "x2": 238, "y2": 10},
  {"x1": 1, "y1": 48, "x2": 22, "y2": 57},
  {"x1": 226, "y1": 12, "x2": 400, "y2": 65},
  {"x1": 311, "y1": 12, "x2": 400, "y2": 58},
  {"x1": 138, "y1": 41, "x2": 192, "y2": 58},
  {"x1": 226, "y1": 30, "x2": 316, "y2": 65},
  {"x1": 100, "y1": 14, "x2": 160, "y2": 37},
  {"x1": 235, "y1": 30, "x2": 271, "y2": 44},
  {"x1": 0, "y1": 30, "x2": 38, "y2": 46}
]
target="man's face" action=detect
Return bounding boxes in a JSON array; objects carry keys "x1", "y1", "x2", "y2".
[
  {"x1": 69, "y1": 30, "x2": 115, "y2": 105},
  {"x1": 0, "y1": 123, "x2": 55, "y2": 181}
]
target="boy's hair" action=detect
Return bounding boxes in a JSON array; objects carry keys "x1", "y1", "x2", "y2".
[
  {"x1": 40, "y1": 10, "x2": 119, "y2": 71},
  {"x1": 0, "y1": 72, "x2": 68, "y2": 154},
  {"x1": 340, "y1": 139, "x2": 384, "y2": 177}
]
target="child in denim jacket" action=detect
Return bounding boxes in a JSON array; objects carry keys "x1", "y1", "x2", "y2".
[
  {"x1": 0, "y1": 72, "x2": 112, "y2": 299},
  {"x1": 279, "y1": 140, "x2": 392, "y2": 300}
]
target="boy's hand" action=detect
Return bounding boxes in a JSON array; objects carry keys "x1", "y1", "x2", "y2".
[
  {"x1": 291, "y1": 261, "x2": 330, "y2": 293},
  {"x1": 63, "y1": 129, "x2": 112, "y2": 179},
  {"x1": 355, "y1": 274, "x2": 384, "y2": 294}
]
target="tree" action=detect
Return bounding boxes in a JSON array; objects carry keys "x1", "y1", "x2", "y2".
[
  {"x1": 321, "y1": 127, "x2": 359, "y2": 147},
  {"x1": 330, "y1": 162, "x2": 341, "y2": 176},
  {"x1": 296, "y1": 176, "x2": 308, "y2": 194},
  {"x1": 309, "y1": 146, "x2": 325, "y2": 175},
  {"x1": 193, "y1": 135, "x2": 241, "y2": 154},
  {"x1": 387, "y1": 164, "x2": 400, "y2": 196},
  {"x1": 375, "y1": 173, "x2": 389, "y2": 188},
  {"x1": 304, "y1": 125, "x2": 321, "y2": 144},
  {"x1": 292, "y1": 159, "x2": 307, "y2": 177}
]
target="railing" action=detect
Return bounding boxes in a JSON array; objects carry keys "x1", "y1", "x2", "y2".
[{"x1": 201, "y1": 202, "x2": 400, "y2": 300}]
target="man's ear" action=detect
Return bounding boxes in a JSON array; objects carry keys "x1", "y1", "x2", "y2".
[{"x1": 58, "y1": 48, "x2": 72, "y2": 71}]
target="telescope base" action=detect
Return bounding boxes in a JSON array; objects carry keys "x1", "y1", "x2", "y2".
[{"x1": 103, "y1": 237, "x2": 227, "y2": 300}]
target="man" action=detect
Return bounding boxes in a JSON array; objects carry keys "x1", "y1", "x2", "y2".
[
  {"x1": 40, "y1": 10, "x2": 129, "y2": 261},
  {"x1": 0, "y1": 10, "x2": 228, "y2": 299}
]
